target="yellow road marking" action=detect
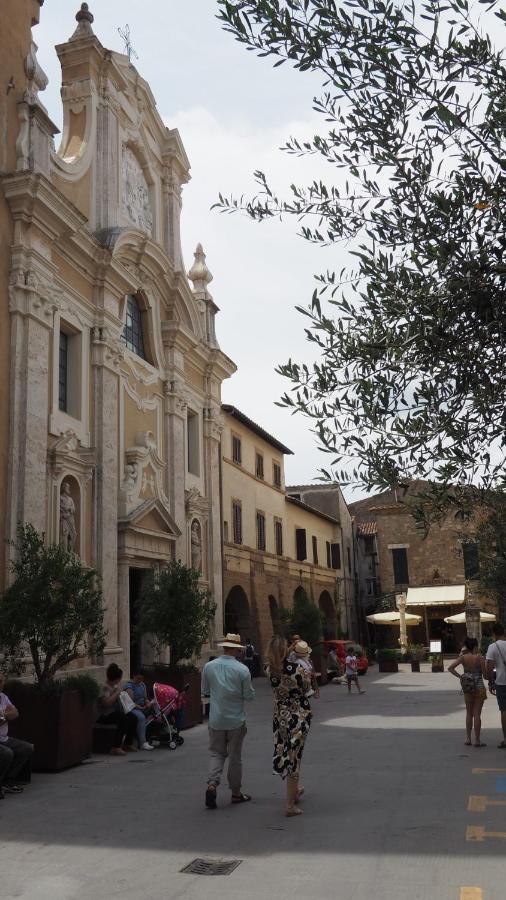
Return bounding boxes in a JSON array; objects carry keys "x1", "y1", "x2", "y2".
[
  {"x1": 472, "y1": 767, "x2": 506, "y2": 774},
  {"x1": 467, "y1": 825, "x2": 506, "y2": 841},
  {"x1": 468, "y1": 795, "x2": 506, "y2": 812},
  {"x1": 460, "y1": 889, "x2": 483, "y2": 900}
]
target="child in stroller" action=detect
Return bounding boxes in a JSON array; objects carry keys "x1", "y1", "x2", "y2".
[{"x1": 146, "y1": 683, "x2": 189, "y2": 749}]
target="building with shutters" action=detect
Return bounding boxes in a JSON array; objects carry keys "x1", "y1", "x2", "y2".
[
  {"x1": 350, "y1": 483, "x2": 498, "y2": 650},
  {"x1": 0, "y1": 3, "x2": 235, "y2": 676},
  {"x1": 221, "y1": 406, "x2": 356, "y2": 658}
]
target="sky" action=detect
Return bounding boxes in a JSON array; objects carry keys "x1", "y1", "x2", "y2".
[{"x1": 35, "y1": 1, "x2": 355, "y2": 494}]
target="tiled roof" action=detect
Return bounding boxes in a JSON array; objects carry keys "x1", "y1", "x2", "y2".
[
  {"x1": 221, "y1": 405, "x2": 293, "y2": 455},
  {"x1": 285, "y1": 495, "x2": 340, "y2": 525},
  {"x1": 356, "y1": 521, "x2": 378, "y2": 536}
]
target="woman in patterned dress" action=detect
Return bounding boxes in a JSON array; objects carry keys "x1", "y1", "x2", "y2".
[{"x1": 266, "y1": 635, "x2": 312, "y2": 817}]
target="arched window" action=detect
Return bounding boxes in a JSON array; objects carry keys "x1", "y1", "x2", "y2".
[{"x1": 122, "y1": 294, "x2": 146, "y2": 359}]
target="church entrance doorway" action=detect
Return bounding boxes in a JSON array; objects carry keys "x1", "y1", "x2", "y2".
[{"x1": 129, "y1": 567, "x2": 150, "y2": 673}]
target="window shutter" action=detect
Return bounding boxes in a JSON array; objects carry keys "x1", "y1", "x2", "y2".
[
  {"x1": 392, "y1": 548, "x2": 409, "y2": 585},
  {"x1": 463, "y1": 542, "x2": 479, "y2": 579},
  {"x1": 312, "y1": 535, "x2": 318, "y2": 565},
  {"x1": 296, "y1": 528, "x2": 307, "y2": 561},
  {"x1": 331, "y1": 543, "x2": 341, "y2": 570},
  {"x1": 326, "y1": 541, "x2": 331, "y2": 567}
]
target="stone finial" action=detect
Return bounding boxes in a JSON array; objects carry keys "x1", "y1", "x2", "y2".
[
  {"x1": 70, "y1": 3, "x2": 95, "y2": 41},
  {"x1": 187, "y1": 243, "x2": 213, "y2": 294}
]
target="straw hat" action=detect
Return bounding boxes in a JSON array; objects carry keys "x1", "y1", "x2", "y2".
[
  {"x1": 294, "y1": 640, "x2": 311, "y2": 657},
  {"x1": 218, "y1": 633, "x2": 245, "y2": 649}
]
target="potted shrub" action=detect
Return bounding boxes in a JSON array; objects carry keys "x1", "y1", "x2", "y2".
[
  {"x1": 0, "y1": 524, "x2": 105, "y2": 771},
  {"x1": 377, "y1": 648, "x2": 400, "y2": 673},
  {"x1": 408, "y1": 643, "x2": 426, "y2": 672},
  {"x1": 137, "y1": 560, "x2": 216, "y2": 728},
  {"x1": 429, "y1": 653, "x2": 445, "y2": 672}
]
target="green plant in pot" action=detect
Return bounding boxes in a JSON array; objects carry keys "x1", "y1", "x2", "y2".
[
  {"x1": 136, "y1": 560, "x2": 216, "y2": 727},
  {"x1": 0, "y1": 524, "x2": 106, "y2": 771}
]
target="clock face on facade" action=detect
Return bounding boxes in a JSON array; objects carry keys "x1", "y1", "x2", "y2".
[{"x1": 121, "y1": 146, "x2": 153, "y2": 235}]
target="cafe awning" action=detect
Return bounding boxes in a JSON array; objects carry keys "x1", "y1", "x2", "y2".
[{"x1": 406, "y1": 585, "x2": 465, "y2": 607}]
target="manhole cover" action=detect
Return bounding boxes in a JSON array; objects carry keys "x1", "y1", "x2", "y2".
[{"x1": 181, "y1": 858, "x2": 242, "y2": 876}]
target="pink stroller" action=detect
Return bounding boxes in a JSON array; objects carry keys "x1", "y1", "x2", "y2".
[{"x1": 146, "y1": 682, "x2": 189, "y2": 749}]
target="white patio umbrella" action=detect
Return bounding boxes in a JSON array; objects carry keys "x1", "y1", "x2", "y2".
[
  {"x1": 366, "y1": 611, "x2": 422, "y2": 625},
  {"x1": 443, "y1": 611, "x2": 496, "y2": 624}
]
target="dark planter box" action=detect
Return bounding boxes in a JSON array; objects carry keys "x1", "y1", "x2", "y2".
[
  {"x1": 432, "y1": 664, "x2": 444, "y2": 672},
  {"x1": 143, "y1": 666, "x2": 202, "y2": 729},
  {"x1": 379, "y1": 661, "x2": 399, "y2": 673},
  {"x1": 7, "y1": 684, "x2": 94, "y2": 772},
  {"x1": 411, "y1": 661, "x2": 421, "y2": 672}
]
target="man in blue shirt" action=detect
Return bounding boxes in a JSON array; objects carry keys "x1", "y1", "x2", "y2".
[{"x1": 202, "y1": 633, "x2": 255, "y2": 809}]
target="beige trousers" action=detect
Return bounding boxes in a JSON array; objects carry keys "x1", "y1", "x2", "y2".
[{"x1": 207, "y1": 723, "x2": 247, "y2": 794}]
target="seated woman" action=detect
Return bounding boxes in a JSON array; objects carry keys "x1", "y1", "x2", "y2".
[
  {"x1": 123, "y1": 671, "x2": 155, "y2": 751},
  {"x1": 97, "y1": 663, "x2": 137, "y2": 756}
]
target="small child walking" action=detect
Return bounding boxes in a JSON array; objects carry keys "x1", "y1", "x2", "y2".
[{"x1": 345, "y1": 646, "x2": 366, "y2": 695}]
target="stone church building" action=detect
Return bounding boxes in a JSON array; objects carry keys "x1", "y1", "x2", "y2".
[{"x1": 0, "y1": 3, "x2": 235, "y2": 673}]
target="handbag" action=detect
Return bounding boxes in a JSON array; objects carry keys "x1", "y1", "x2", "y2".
[{"x1": 119, "y1": 690, "x2": 136, "y2": 714}]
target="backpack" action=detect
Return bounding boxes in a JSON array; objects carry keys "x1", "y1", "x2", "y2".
[
  {"x1": 460, "y1": 672, "x2": 477, "y2": 694},
  {"x1": 245, "y1": 643, "x2": 254, "y2": 659}
]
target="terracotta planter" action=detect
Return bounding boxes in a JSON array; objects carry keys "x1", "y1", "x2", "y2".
[
  {"x1": 7, "y1": 684, "x2": 94, "y2": 772},
  {"x1": 432, "y1": 663, "x2": 444, "y2": 673},
  {"x1": 143, "y1": 666, "x2": 202, "y2": 729},
  {"x1": 378, "y1": 660, "x2": 399, "y2": 673}
]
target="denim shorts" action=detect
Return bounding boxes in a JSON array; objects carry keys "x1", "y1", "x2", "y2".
[{"x1": 495, "y1": 684, "x2": 506, "y2": 712}]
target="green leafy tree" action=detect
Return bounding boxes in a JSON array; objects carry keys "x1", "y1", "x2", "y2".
[
  {"x1": 0, "y1": 523, "x2": 106, "y2": 683},
  {"x1": 137, "y1": 560, "x2": 216, "y2": 665},
  {"x1": 476, "y1": 498, "x2": 506, "y2": 620},
  {"x1": 217, "y1": 0, "x2": 506, "y2": 499},
  {"x1": 282, "y1": 589, "x2": 324, "y2": 647}
]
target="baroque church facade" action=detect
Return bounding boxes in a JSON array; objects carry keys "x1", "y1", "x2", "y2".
[{"x1": 0, "y1": 3, "x2": 235, "y2": 673}]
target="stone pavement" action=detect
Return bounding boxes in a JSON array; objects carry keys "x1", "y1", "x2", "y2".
[{"x1": 0, "y1": 666, "x2": 505, "y2": 900}]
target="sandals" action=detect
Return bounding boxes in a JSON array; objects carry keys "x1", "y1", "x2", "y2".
[
  {"x1": 497, "y1": 741, "x2": 506, "y2": 749},
  {"x1": 285, "y1": 807, "x2": 303, "y2": 817},
  {"x1": 474, "y1": 742, "x2": 487, "y2": 747},
  {"x1": 205, "y1": 785, "x2": 217, "y2": 809},
  {"x1": 231, "y1": 792, "x2": 252, "y2": 804}
]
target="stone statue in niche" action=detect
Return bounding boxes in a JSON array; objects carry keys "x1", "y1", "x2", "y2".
[
  {"x1": 60, "y1": 482, "x2": 77, "y2": 553},
  {"x1": 191, "y1": 519, "x2": 202, "y2": 573},
  {"x1": 121, "y1": 146, "x2": 153, "y2": 235}
]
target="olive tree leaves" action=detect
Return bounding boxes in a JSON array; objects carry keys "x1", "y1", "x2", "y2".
[{"x1": 216, "y1": 0, "x2": 506, "y2": 500}]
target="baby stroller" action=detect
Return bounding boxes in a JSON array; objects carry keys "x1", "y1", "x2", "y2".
[{"x1": 146, "y1": 682, "x2": 189, "y2": 750}]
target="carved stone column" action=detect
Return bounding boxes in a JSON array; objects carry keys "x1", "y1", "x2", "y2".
[
  {"x1": 91, "y1": 325, "x2": 123, "y2": 659},
  {"x1": 6, "y1": 269, "x2": 58, "y2": 564},
  {"x1": 203, "y1": 407, "x2": 225, "y2": 644},
  {"x1": 163, "y1": 379, "x2": 188, "y2": 561}
]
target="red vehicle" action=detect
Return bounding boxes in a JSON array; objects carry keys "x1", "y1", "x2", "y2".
[{"x1": 318, "y1": 639, "x2": 369, "y2": 676}]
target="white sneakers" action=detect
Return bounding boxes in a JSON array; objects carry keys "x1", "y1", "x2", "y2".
[{"x1": 141, "y1": 742, "x2": 155, "y2": 751}]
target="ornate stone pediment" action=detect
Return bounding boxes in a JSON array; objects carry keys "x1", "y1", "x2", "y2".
[{"x1": 119, "y1": 498, "x2": 180, "y2": 538}]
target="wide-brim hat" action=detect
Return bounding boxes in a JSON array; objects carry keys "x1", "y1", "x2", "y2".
[
  {"x1": 218, "y1": 633, "x2": 245, "y2": 649},
  {"x1": 294, "y1": 640, "x2": 311, "y2": 657}
]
